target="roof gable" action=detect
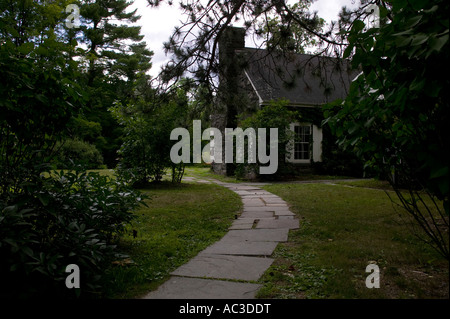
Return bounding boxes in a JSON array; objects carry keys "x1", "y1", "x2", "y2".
[{"x1": 241, "y1": 48, "x2": 358, "y2": 106}]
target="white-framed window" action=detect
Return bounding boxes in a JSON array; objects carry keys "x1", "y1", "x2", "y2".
[
  {"x1": 287, "y1": 123, "x2": 323, "y2": 163},
  {"x1": 294, "y1": 124, "x2": 311, "y2": 161}
]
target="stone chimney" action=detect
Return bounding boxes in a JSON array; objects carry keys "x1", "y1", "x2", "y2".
[
  {"x1": 211, "y1": 26, "x2": 246, "y2": 176},
  {"x1": 218, "y1": 26, "x2": 246, "y2": 68}
]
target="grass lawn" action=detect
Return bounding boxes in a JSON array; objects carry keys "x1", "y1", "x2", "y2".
[
  {"x1": 257, "y1": 182, "x2": 449, "y2": 299},
  {"x1": 183, "y1": 165, "x2": 353, "y2": 184},
  {"x1": 183, "y1": 165, "x2": 243, "y2": 183},
  {"x1": 82, "y1": 167, "x2": 446, "y2": 299},
  {"x1": 101, "y1": 181, "x2": 242, "y2": 298}
]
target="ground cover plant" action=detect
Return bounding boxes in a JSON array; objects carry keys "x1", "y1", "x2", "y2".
[{"x1": 257, "y1": 182, "x2": 449, "y2": 299}]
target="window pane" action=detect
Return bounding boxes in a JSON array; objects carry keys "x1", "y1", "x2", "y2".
[
  {"x1": 293, "y1": 125, "x2": 311, "y2": 160},
  {"x1": 304, "y1": 126, "x2": 311, "y2": 135}
]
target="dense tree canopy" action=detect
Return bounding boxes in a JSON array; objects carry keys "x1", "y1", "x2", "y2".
[
  {"x1": 0, "y1": 0, "x2": 85, "y2": 189},
  {"x1": 256, "y1": 1, "x2": 325, "y2": 54},
  {"x1": 73, "y1": 0, "x2": 154, "y2": 167}
]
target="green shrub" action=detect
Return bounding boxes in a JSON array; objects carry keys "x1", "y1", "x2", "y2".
[
  {"x1": 110, "y1": 89, "x2": 190, "y2": 185},
  {"x1": 52, "y1": 138, "x2": 104, "y2": 169},
  {"x1": 0, "y1": 168, "x2": 147, "y2": 298},
  {"x1": 237, "y1": 99, "x2": 297, "y2": 180}
]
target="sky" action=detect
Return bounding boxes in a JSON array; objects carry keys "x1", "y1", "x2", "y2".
[{"x1": 128, "y1": 0, "x2": 360, "y2": 77}]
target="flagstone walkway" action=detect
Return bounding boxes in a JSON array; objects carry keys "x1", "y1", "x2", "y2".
[{"x1": 142, "y1": 177, "x2": 299, "y2": 299}]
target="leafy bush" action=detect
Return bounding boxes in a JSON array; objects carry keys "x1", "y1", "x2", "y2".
[
  {"x1": 0, "y1": 168, "x2": 147, "y2": 298},
  {"x1": 110, "y1": 88, "x2": 190, "y2": 185},
  {"x1": 313, "y1": 125, "x2": 365, "y2": 177},
  {"x1": 236, "y1": 99, "x2": 298, "y2": 180},
  {"x1": 52, "y1": 138, "x2": 104, "y2": 169}
]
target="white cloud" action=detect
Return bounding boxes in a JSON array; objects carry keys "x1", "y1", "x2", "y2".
[
  {"x1": 130, "y1": 0, "x2": 184, "y2": 77},
  {"x1": 310, "y1": 0, "x2": 359, "y2": 24}
]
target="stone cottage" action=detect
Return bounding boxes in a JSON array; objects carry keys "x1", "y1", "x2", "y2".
[{"x1": 210, "y1": 27, "x2": 358, "y2": 177}]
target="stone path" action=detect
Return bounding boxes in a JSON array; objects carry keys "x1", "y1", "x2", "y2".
[{"x1": 142, "y1": 177, "x2": 299, "y2": 299}]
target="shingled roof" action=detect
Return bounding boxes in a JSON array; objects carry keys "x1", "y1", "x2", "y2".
[{"x1": 239, "y1": 48, "x2": 358, "y2": 106}]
